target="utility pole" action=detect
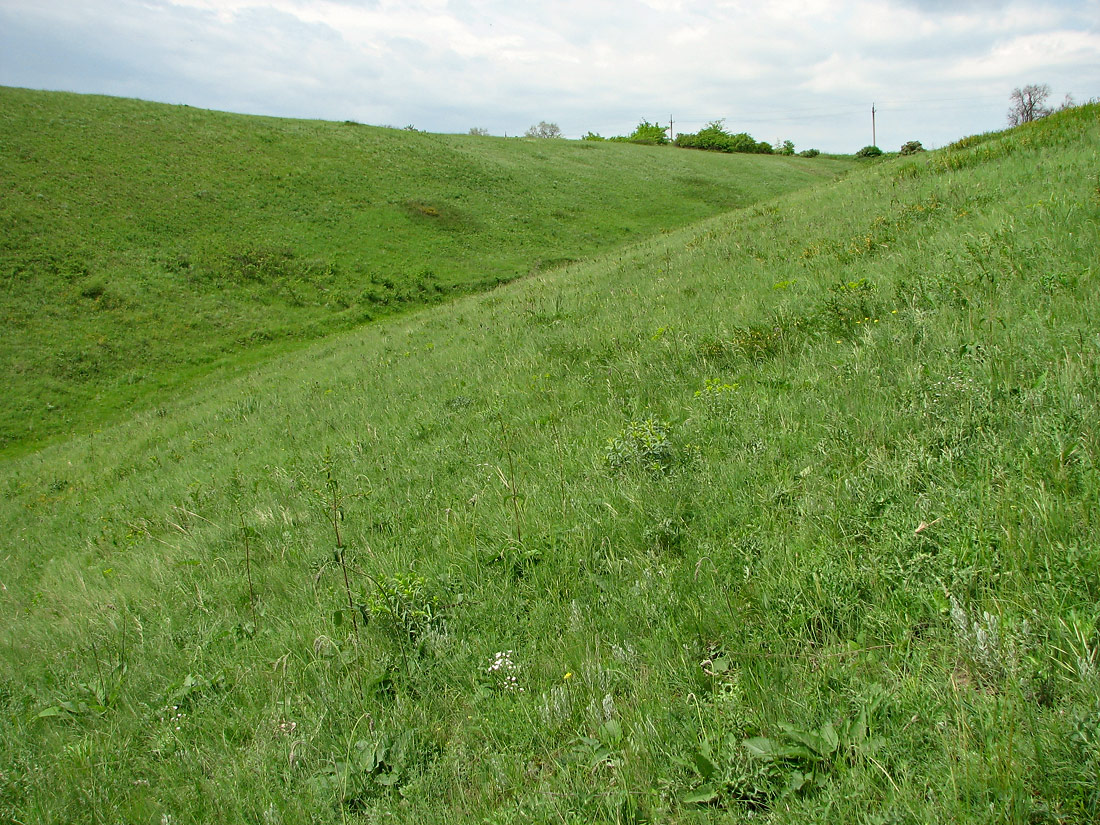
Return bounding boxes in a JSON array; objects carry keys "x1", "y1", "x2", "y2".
[
  {"x1": 872, "y1": 103, "x2": 877, "y2": 147},
  {"x1": 669, "y1": 115, "x2": 674, "y2": 143}
]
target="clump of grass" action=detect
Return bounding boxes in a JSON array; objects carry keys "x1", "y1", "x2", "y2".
[
  {"x1": 949, "y1": 597, "x2": 1035, "y2": 687},
  {"x1": 694, "y1": 378, "x2": 738, "y2": 419}
]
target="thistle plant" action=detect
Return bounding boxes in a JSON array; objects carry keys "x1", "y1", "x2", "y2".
[
  {"x1": 496, "y1": 414, "x2": 523, "y2": 545},
  {"x1": 322, "y1": 448, "x2": 361, "y2": 649},
  {"x1": 228, "y1": 468, "x2": 258, "y2": 632},
  {"x1": 241, "y1": 523, "x2": 258, "y2": 632}
]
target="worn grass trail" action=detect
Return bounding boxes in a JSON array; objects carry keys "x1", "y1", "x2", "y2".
[{"x1": 1, "y1": 104, "x2": 1098, "y2": 823}]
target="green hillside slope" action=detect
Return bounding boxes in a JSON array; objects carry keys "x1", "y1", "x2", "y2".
[
  {"x1": 1, "y1": 104, "x2": 1098, "y2": 823},
  {"x1": 0, "y1": 87, "x2": 851, "y2": 454}
]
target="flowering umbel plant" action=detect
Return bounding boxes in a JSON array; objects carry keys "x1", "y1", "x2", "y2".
[{"x1": 487, "y1": 650, "x2": 523, "y2": 693}]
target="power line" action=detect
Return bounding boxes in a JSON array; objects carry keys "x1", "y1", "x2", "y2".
[{"x1": 672, "y1": 92, "x2": 1012, "y2": 128}]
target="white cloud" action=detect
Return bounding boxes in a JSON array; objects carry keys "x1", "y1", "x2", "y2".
[
  {"x1": 1, "y1": 0, "x2": 1097, "y2": 150},
  {"x1": 951, "y1": 29, "x2": 1100, "y2": 78}
]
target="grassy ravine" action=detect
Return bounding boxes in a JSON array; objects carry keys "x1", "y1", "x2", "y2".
[
  {"x1": 2, "y1": 103, "x2": 1100, "y2": 824},
  {"x1": 0, "y1": 87, "x2": 852, "y2": 454}
]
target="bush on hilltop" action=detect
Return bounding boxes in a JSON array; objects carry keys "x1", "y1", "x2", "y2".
[{"x1": 675, "y1": 120, "x2": 773, "y2": 154}]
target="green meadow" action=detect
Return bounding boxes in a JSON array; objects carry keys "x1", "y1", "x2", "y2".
[
  {"x1": 0, "y1": 87, "x2": 850, "y2": 454},
  {"x1": 1, "y1": 91, "x2": 1099, "y2": 823}
]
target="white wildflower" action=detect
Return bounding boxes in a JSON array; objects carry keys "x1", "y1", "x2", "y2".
[{"x1": 487, "y1": 651, "x2": 523, "y2": 693}]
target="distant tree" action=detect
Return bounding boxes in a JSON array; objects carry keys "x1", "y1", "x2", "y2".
[
  {"x1": 776, "y1": 139, "x2": 795, "y2": 156},
  {"x1": 899, "y1": 140, "x2": 925, "y2": 155},
  {"x1": 674, "y1": 119, "x2": 730, "y2": 151},
  {"x1": 798, "y1": 148, "x2": 820, "y2": 158},
  {"x1": 468, "y1": 127, "x2": 489, "y2": 136},
  {"x1": 619, "y1": 120, "x2": 669, "y2": 145},
  {"x1": 525, "y1": 121, "x2": 563, "y2": 139},
  {"x1": 855, "y1": 145, "x2": 883, "y2": 158},
  {"x1": 1058, "y1": 93, "x2": 1076, "y2": 111},
  {"x1": 582, "y1": 131, "x2": 606, "y2": 141},
  {"x1": 674, "y1": 120, "x2": 772, "y2": 154},
  {"x1": 1007, "y1": 84, "x2": 1052, "y2": 126}
]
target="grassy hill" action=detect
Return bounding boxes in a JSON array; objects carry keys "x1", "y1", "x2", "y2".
[
  {"x1": 0, "y1": 87, "x2": 851, "y2": 454},
  {"x1": 1, "y1": 101, "x2": 1099, "y2": 823}
]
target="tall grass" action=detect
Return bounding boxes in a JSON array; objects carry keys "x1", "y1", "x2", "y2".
[{"x1": 0, "y1": 103, "x2": 1098, "y2": 823}]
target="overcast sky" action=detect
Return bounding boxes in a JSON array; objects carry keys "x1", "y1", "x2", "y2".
[{"x1": 1, "y1": 0, "x2": 1097, "y2": 152}]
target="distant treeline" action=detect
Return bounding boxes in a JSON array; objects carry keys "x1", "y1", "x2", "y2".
[
  {"x1": 674, "y1": 120, "x2": 776, "y2": 154},
  {"x1": 586, "y1": 119, "x2": 814, "y2": 156}
]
